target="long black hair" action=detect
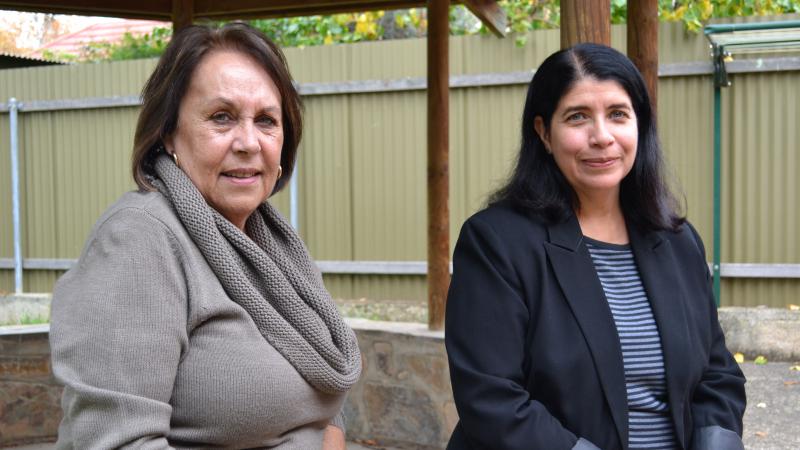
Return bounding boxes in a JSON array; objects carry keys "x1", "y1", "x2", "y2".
[{"x1": 490, "y1": 43, "x2": 684, "y2": 232}]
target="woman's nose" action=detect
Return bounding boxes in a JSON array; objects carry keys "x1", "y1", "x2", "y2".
[
  {"x1": 589, "y1": 120, "x2": 615, "y2": 148},
  {"x1": 233, "y1": 121, "x2": 261, "y2": 154}
]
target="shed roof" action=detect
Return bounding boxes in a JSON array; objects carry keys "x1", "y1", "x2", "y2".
[{"x1": 33, "y1": 19, "x2": 170, "y2": 58}]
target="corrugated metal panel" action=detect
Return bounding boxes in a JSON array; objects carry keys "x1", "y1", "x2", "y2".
[
  {"x1": 297, "y1": 96, "x2": 354, "y2": 259},
  {"x1": 723, "y1": 278, "x2": 800, "y2": 308},
  {"x1": 724, "y1": 71, "x2": 799, "y2": 264},
  {"x1": 323, "y1": 274, "x2": 427, "y2": 301},
  {"x1": 658, "y1": 76, "x2": 715, "y2": 239},
  {"x1": 350, "y1": 90, "x2": 426, "y2": 260}
]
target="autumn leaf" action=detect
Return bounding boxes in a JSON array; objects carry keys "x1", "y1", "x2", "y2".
[
  {"x1": 754, "y1": 355, "x2": 768, "y2": 365},
  {"x1": 734, "y1": 352, "x2": 745, "y2": 363}
]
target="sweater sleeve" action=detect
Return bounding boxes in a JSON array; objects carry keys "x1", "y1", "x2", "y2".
[
  {"x1": 330, "y1": 409, "x2": 346, "y2": 432},
  {"x1": 50, "y1": 207, "x2": 189, "y2": 450}
]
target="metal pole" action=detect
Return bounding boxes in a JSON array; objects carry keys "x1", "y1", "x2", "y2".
[
  {"x1": 712, "y1": 86, "x2": 722, "y2": 306},
  {"x1": 9, "y1": 98, "x2": 23, "y2": 294},
  {"x1": 290, "y1": 166, "x2": 299, "y2": 231}
]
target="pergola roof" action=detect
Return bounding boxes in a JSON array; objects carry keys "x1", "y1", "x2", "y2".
[
  {"x1": 0, "y1": 0, "x2": 506, "y2": 36},
  {"x1": 0, "y1": 0, "x2": 505, "y2": 330}
]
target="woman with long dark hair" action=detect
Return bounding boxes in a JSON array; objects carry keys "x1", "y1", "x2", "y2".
[{"x1": 445, "y1": 44, "x2": 745, "y2": 450}]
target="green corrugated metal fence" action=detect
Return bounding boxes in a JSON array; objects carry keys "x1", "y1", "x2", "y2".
[{"x1": 1, "y1": 16, "x2": 798, "y2": 306}]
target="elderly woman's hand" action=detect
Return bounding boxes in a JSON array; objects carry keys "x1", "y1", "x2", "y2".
[{"x1": 322, "y1": 424, "x2": 346, "y2": 450}]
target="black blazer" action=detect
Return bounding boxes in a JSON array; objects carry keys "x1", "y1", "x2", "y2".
[{"x1": 445, "y1": 203, "x2": 745, "y2": 450}]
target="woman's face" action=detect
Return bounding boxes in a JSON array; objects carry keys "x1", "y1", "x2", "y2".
[
  {"x1": 535, "y1": 77, "x2": 638, "y2": 204},
  {"x1": 165, "y1": 50, "x2": 284, "y2": 230}
]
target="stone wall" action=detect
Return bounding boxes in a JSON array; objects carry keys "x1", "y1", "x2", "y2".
[
  {"x1": 1, "y1": 308, "x2": 799, "y2": 448},
  {"x1": 0, "y1": 327, "x2": 62, "y2": 446}
]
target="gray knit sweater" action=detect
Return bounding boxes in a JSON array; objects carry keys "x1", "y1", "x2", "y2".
[{"x1": 50, "y1": 191, "x2": 347, "y2": 449}]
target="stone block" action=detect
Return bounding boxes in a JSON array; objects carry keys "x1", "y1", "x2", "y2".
[
  {"x1": 373, "y1": 341, "x2": 395, "y2": 376},
  {"x1": 362, "y1": 382, "x2": 444, "y2": 448},
  {"x1": 719, "y1": 307, "x2": 800, "y2": 361},
  {"x1": 0, "y1": 355, "x2": 54, "y2": 383},
  {"x1": 402, "y1": 353, "x2": 450, "y2": 392},
  {"x1": 0, "y1": 381, "x2": 62, "y2": 446}
]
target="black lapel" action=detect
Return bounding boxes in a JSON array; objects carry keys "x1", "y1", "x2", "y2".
[
  {"x1": 544, "y1": 215, "x2": 628, "y2": 448},
  {"x1": 628, "y1": 225, "x2": 692, "y2": 449}
]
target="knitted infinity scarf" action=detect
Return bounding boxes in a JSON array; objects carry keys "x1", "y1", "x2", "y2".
[{"x1": 151, "y1": 154, "x2": 361, "y2": 394}]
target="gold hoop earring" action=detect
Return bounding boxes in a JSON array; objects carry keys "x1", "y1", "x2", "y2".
[
  {"x1": 171, "y1": 152, "x2": 179, "y2": 167},
  {"x1": 277, "y1": 165, "x2": 283, "y2": 180}
]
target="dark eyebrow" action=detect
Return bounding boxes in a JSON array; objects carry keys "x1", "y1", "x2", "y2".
[
  {"x1": 260, "y1": 106, "x2": 282, "y2": 115},
  {"x1": 207, "y1": 98, "x2": 281, "y2": 115},
  {"x1": 608, "y1": 103, "x2": 632, "y2": 110},
  {"x1": 209, "y1": 97, "x2": 235, "y2": 107}
]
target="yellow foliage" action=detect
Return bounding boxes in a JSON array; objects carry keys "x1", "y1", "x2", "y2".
[
  {"x1": 734, "y1": 352, "x2": 745, "y2": 363},
  {"x1": 700, "y1": 0, "x2": 714, "y2": 18},
  {"x1": 355, "y1": 14, "x2": 378, "y2": 37}
]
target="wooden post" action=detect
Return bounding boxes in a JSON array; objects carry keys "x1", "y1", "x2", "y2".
[
  {"x1": 560, "y1": 0, "x2": 611, "y2": 48},
  {"x1": 627, "y1": 0, "x2": 659, "y2": 116},
  {"x1": 427, "y1": 0, "x2": 450, "y2": 331},
  {"x1": 172, "y1": 0, "x2": 194, "y2": 32}
]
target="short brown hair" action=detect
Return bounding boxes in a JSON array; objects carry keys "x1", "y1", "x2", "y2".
[{"x1": 132, "y1": 22, "x2": 302, "y2": 194}]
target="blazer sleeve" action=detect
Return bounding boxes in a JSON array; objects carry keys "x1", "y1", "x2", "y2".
[
  {"x1": 50, "y1": 208, "x2": 189, "y2": 450},
  {"x1": 685, "y1": 223, "x2": 746, "y2": 450},
  {"x1": 445, "y1": 216, "x2": 585, "y2": 450}
]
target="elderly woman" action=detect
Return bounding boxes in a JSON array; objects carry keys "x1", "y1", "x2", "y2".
[
  {"x1": 49, "y1": 23, "x2": 361, "y2": 449},
  {"x1": 445, "y1": 44, "x2": 745, "y2": 450}
]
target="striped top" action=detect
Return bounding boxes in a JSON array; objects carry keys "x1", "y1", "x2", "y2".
[{"x1": 585, "y1": 237, "x2": 678, "y2": 450}]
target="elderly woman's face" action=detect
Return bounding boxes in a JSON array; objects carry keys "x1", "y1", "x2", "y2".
[
  {"x1": 165, "y1": 50, "x2": 283, "y2": 230},
  {"x1": 535, "y1": 77, "x2": 638, "y2": 204}
]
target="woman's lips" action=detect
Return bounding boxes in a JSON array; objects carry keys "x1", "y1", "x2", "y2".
[
  {"x1": 582, "y1": 157, "x2": 618, "y2": 168},
  {"x1": 221, "y1": 170, "x2": 261, "y2": 185}
]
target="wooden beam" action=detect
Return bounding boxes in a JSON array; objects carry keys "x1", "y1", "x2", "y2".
[
  {"x1": 627, "y1": 0, "x2": 659, "y2": 116},
  {"x1": 172, "y1": 0, "x2": 194, "y2": 32},
  {"x1": 192, "y1": 0, "x2": 425, "y2": 17},
  {"x1": 427, "y1": 0, "x2": 450, "y2": 331},
  {"x1": 0, "y1": 0, "x2": 171, "y2": 19},
  {"x1": 463, "y1": 0, "x2": 507, "y2": 37},
  {"x1": 560, "y1": 0, "x2": 610, "y2": 48}
]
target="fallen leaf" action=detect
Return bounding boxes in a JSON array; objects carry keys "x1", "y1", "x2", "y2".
[
  {"x1": 756, "y1": 402, "x2": 767, "y2": 408},
  {"x1": 734, "y1": 353, "x2": 745, "y2": 363},
  {"x1": 784, "y1": 381, "x2": 798, "y2": 386},
  {"x1": 788, "y1": 304, "x2": 799, "y2": 311},
  {"x1": 755, "y1": 431, "x2": 768, "y2": 438},
  {"x1": 754, "y1": 355, "x2": 768, "y2": 365}
]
